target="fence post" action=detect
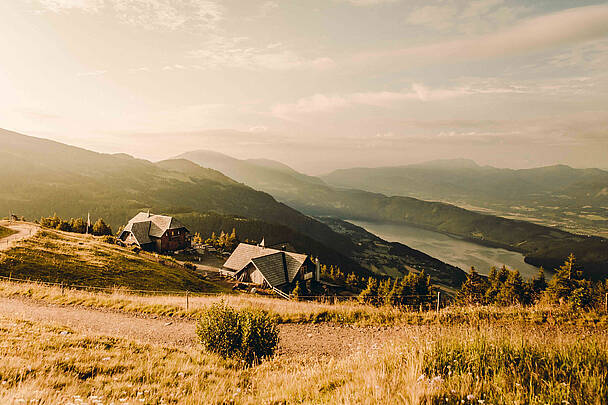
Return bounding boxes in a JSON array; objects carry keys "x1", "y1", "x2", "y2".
[
  {"x1": 186, "y1": 291, "x2": 190, "y2": 311},
  {"x1": 61, "y1": 282, "x2": 64, "y2": 295},
  {"x1": 605, "y1": 293, "x2": 607, "y2": 314},
  {"x1": 436, "y1": 291, "x2": 440, "y2": 313}
]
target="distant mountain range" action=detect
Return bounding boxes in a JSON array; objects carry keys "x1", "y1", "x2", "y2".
[
  {"x1": 322, "y1": 159, "x2": 608, "y2": 236},
  {"x1": 0, "y1": 129, "x2": 466, "y2": 287},
  {"x1": 178, "y1": 150, "x2": 608, "y2": 279}
]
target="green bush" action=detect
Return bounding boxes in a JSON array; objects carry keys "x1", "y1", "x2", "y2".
[{"x1": 196, "y1": 302, "x2": 279, "y2": 364}]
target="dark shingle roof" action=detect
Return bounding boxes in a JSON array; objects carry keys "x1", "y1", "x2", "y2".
[
  {"x1": 223, "y1": 242, "x2": 309, "y2": 288},
  {"x1": 121, "y1": 212, "x2": 188, "y2": 246},
  {"x1": 251, "y1": 252, "x2": 287, "y2": 287}
]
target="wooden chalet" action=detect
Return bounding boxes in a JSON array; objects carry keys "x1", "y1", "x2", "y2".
[
  {"x1": 222, "y1": 242, "x2": 319, "y2": 292},
  {"x1": 118, "y1": 212, "x2": 190, "y2": 253}
]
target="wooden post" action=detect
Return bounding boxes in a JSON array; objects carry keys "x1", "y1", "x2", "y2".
[
  {"x1": 436, "y1": 291, "x2": 440, "y2": 313},
  {"x1": 61, "y1": 282, "x2": 64, "y2": 295},
  {"x1": 605, "y1": 293, "x2": 607, "y2": 314},
  {"x1": 186, "y1": 291, "x2": 190, "y2": 311}
]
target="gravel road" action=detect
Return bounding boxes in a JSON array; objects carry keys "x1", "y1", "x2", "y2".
[
  {"x1": 0, "y1": 221, "x2": 39, "y2": 251},
  {"x1": 0, "y1": 297, "x2": 417, "y2": 357}
]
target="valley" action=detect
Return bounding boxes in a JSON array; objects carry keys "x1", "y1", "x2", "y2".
[
  {"x1": 346, "y1": 219, "x2": 543, "y2": 279},
  {"x1": 179, "y1": 150, "x2": 608, "y2": 280}
]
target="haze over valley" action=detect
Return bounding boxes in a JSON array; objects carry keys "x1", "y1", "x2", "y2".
[{"x1": 2, "y1": 1, "x2": 608, "y2": 403}]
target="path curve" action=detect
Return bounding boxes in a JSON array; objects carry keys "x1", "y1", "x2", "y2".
[
  {"x1": 0, "y1": 221, "x2": 39, "y2": 251},
  {"x1": 0, "y1": 296, "x2": 416, "y2": 357}
]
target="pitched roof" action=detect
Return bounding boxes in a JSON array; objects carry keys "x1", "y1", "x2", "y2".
[
  {"x1": 121, "y1": 212, "x2": 188, "y2": 246},
  {"x1": 128, "y1": 221, "x2": 152, "y2": 245},
  {"x1": 223, "y1": 242, "x2": 309, "y2": 287},
  {"x1": 251, "y1": 252, "x2": 287, "y2": 287}
]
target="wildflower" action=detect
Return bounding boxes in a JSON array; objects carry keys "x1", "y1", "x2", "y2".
[{"x1": 431, "y1": 375, "x2": 443, "y2": 385}]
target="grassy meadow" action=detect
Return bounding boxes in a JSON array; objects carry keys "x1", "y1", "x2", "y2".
[
  {"x1": 0, "y1": 229, "x2": 229, "y2": 293},
  {"x1": 0, "y1": 313, "x2": 606, "y2": 404}
]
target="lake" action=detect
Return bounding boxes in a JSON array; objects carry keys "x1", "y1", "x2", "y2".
[{"x1": 349, "y1": 219, "x2": 545, "y2": 279}]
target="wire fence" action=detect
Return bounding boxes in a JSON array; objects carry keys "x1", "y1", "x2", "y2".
[{"x1": 0, "y1": 274, "x2": 444, "y2": 309}]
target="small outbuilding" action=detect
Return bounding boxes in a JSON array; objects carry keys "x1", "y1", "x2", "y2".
[
  {"x1": 222, "y1": 242, "x2": 319, "y2": 292},
  {"x1": 118, "y1": 212, "x2": 190, "y2": 253}
]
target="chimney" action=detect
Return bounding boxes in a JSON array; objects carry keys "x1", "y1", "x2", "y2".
[{"x1": 315, "y1": 258, "x2": 320, "y2": 282}]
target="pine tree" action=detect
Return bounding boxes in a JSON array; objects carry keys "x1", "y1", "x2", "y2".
[
  {"x1": 70, "y1": 218, "x2": 87, "y2": 234},
  {"x1": 457, "y1": 267, "x2": 487, "y2": 305},
  {"x1": 546, "y1": 254, "x2": 593, "y2": 308},
  {"x1": 496, "y1": 270, "x2": 526, "y2": 305},
  {"x1": 378, "y1": 279, "x2": 392, "y2": 305},
  {"x1": 358, "y1": 277, "x2": 379, "y2": 306},
  {"x1": 91, "y1": 218, "x2": 112, "y2": 236},
  {"x1": 531, "y1": 267, "x2": 547, "y2": 299}
]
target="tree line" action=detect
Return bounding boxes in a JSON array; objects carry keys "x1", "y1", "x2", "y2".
[
  {"x1": 38, "y1": 214, "x2": 113, "y2": 236},
  {"x1": 456, "y1": 254, "x2": 607, "y2": 309},
  {"x1": 316, "y1": 253, "x2": 607, "y2": 311}
]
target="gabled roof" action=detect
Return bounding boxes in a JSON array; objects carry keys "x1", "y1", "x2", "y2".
[
  {"x1": 223, "y1": 242, "x2": 310, "y2": 287},
  {"x1": 121, "y1": 212, "x2": 189, "y2": 246},
  {"x1": 251, "y1": 252, "x2": 287, "y2": 287},
  {"x1": 128, "y1": 221, "x2": 152, "y2": 245}
]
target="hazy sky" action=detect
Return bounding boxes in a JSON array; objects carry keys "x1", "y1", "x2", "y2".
[{"x1": 1, "y1": 0, "x2": 608, "y2": 173}]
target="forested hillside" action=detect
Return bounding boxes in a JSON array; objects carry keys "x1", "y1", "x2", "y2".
[
  {"x1": 0, "y1": 129, "x2": 360, "y2": 275},
  {"x1": 0, "y1": 129, "x2": 468, "y2": 286}
]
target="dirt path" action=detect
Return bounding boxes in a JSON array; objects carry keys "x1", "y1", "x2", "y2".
[
  {"x1": 0, "y1": 221, "x2": 39, "y2": 251},
  {"x1": 0, "y1": 297, "x2": 416, "y2": 357}
]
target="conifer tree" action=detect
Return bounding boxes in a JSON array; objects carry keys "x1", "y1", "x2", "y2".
[
  {"x1": 358, "y1": 277, "x2": 379, "y2": 306},
  {"x1": 91, "y1": 218, "x2": 112, "y2": 236},
  {"x1": 378, "y1": 279, "x2": 392, "y2": 305},
  {"x1": 457, "y1": 267, "x2": 487, "y2": 305}
]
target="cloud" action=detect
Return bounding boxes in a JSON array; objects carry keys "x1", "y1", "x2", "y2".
[
  {"x1": 369, "y1": 4, "x2": 608, "y2": 65},
  {"x1": 34, "y1": 0, "x2": 224, "y2": 30},
  {"x1": 36, "y1": 0, "x2": 103, "y2": 13},
  {"x1": 336, "y1": 0, "x2": 399, "y2": 6},
  {"x1": 271, "y1": 76, "x2": 601, "y2": 116},
  {"x1": 76, "y1": 69, "x2": 107, "y2": 77},
  {"x1": 188, "y1": 36, "x2": 335, "y2": 71},
  {"x1": 112, "y1": 0, "x2": 223, "y2": 30}
]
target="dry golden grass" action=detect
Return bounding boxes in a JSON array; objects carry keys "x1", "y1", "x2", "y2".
[
  {"x1": 0, "y1": 229, "x2": 228, "y2": 293},
  {"x1": 1, "y1": 314, "x2": 606, "y2": 404},
  {"x1": 2, "y1": 279, "x2": 607, "y2": 328},
  {"x1": 0, "y1": 316, "x2": 426, "y2": 404}
]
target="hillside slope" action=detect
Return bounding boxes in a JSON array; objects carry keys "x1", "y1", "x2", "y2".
[
  {"x1": 1, "y1": 129, "x2": 471, "y2": 287},
  {"x1": 0, "y1": 227, "x2": 225, "y2": 292},
  {"x1": 179, "y1": 150, "x2": 608, "y2": 279},
  {"x1": 0, "y1": 129, "x2": 361, "y2": 276}
]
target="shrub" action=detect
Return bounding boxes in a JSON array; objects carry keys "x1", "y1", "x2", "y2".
[
  {"x1": 196, "y1": 302, "x2": 279, "y2": 365},
  {"x1": 100, "y1": 235, "x2": 117, "y2": 244}
]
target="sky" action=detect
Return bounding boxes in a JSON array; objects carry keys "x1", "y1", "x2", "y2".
[{"x1": 1, "y1": 0, "x2": 608, "y2": 174}]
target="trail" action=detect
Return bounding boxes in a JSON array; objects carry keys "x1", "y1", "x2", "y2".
[
  {"x1": 0, "y1": 296, "x2": 416, "y2": 357},
  {"x1": 0, "y1": 221, "x2": 39, "y2": 251}
]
